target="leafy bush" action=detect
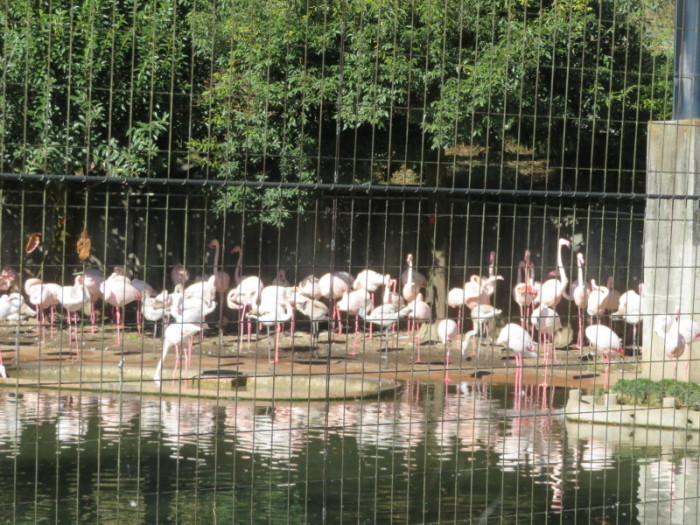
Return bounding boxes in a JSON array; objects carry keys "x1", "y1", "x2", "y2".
[{"x1": 612, "y1": 378, "x2": 700, "y2": 410}]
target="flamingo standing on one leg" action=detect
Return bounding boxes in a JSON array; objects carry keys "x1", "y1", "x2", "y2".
[
  {"x1": 497, "y1": 323, "x2": 537, "y2": 369},
  {"x1": 585, "y1": 324, "x2": 623, "y2": 389},
  {"x1": 571, "y1": 253, "x2": 591, "y2": 349},
  {"x1": 612, "y1": 283, "x2": 643, "y2": 351},
  {"x1": 437, "y1": 319, "x2": 459, "y2": 383}
]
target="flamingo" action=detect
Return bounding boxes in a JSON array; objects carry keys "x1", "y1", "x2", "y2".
[
  {"x1": 25, "y1": 278, "x2": 61, "y2": 337},
  {"x1": 538, "y1": 238, "x2": 571, "y2": 308},
  {"x1": 153, "y1": 321, "x2": 203, "y2": 385},
  {"x1": 447, "y1": 287, "x2": 467, "y2": 331},
  {"x1": 58, "y1": 282, "x2": 90, "y2": 359},
  {"x1": 0, "y1": 293, "x2": 35, "y2": 321},
  {"x1": 228, "y1": 246, "x2": 264, "y2": 340},
  {"x1": 247, "y1": 300, "x2": 294, "y2": 363},
  {"x1": 130, "y1": 277, "x2": 155, "y2": 334},
  {"x1": 531, "y1": 305, "x2": 562, "y2": 364},
  {"x1": 99, "y1": 271, "x2": 142, "y2": 345},
  {"x1": 405, "y1": 293, "x2": 432, "y2": 363},
  {"x1": 352, "y1": 269, "x2": 391, "y2": 305},
  {"x1": 401, "y1": 253, "x2": 427, "y2": 303},
  {"x1": 463, "y1": 274, "x2": 503, "y2": 310},
  {"x1": 294, "y1": 296, "x2": 330, "y2": 346},
  {"x1": 470, "y1": 304, "x2": 501, "y2": 342},
  {"x1": 513, "y1": 258, "x2": 538, "y2": 328},
  {"x1": 585, "y1": 324, "x2": 623, "y2": 389},
  {"x1": 612, "y1": 284, "x2": 643, "y2": 349},
  {"x1": 170, "y1": 294, "x2": 217, "y2": 369},
  {"x1": 74, "y1": 268, "x2": 104, "y2": 333},
  {"x1": 297, "y1": 275, "x2": 322, "y2": 299},
  {"x1": 655, "y1": 309, "x2": 700, "y2": 379},
  {"x1": 171, "y1": 264, "x2": 190, "y2": 289},
  {"x1": 571, "y1": 253, "x2": 591, "y2": 349},
  {"x1": 142, "y1": 290, "x2": 171, "y2": 339},
  {"x1": 586, "y1": 279, "x2": 610, "y2": 322},
  {"x1": 208, "y1": 239, "x2": 232, "y2": 338},
  {"x1": 337, "y1": 289, "x2": 371, "y2": 343},
  {"x1": 497, "y1": 323, "x2": 537, "y2": 368},
  {"x1": 272, "y1": 269, "x2": 290, "y2": 287},
  {"x1": 438, "y1": 318, "x2": 460, "y2": 383},
  {"x1": 605, "y1": 277, "x2": 621, "y2": 315},
  {"x1": 654, "y1": 314, "x2": 686, "y2": 359},
  {"x1": 319, "y1": 272, "x2": 352, "y2": 334},
  {"x1": 358, "y1": 304, "x2": 412, "y2": 350},
  {"x1": 0, "y1": 267, "x2": 19, "y2": 292}
]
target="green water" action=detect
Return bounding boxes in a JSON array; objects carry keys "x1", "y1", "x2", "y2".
[{"x1": 0, "y1": 381, "x2": 693, "y2": 524}]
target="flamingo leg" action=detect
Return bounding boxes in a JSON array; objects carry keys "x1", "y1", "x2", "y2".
[
  {"x1": 272, "y1": 322, "x2": 282, "y2": 363},
  {"x1": 443, "y1": 345, "x2": 451, "y2": 384}
]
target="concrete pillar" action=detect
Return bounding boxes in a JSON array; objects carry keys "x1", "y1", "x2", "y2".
[{"x1": 643, "y1": 120, "x2": 700, "y2": 381}]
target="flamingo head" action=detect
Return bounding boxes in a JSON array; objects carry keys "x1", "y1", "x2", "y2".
[
  {"x1": 576, "y1": 253, "x2": 585, "y2": 265},
  {"x1": 607, "y1": 276, "x2": 615, "y2": 289},
  {"x1": 230, "y1": 245, "x2": 241, "y2": 255},
  {"x1": 489, "y1": 251, "x2": 496, "y2": 265},
  {"x1": 559, "y1": 238, "x2": 571, "y2": 248},
  {"x1": 547, "y1": 270, "x2": 558, "y2": 278},
  {"x1": 208, "y1": 239, "x2": 219, "y2": 249},
  {"x1": 406, "y1": 253, "x2": 413, "y2": 264}
]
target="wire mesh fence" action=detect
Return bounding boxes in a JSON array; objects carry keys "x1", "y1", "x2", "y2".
[{"x1": 0, "y1": 0, "x2": 696, "y2": 524}]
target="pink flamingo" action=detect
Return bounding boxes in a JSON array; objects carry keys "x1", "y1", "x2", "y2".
[
  {"x1": 538, "y1": 238, "x2": 571, "y2": 308},
  {"x1": 401, "y1": 253, "x2": 426, "y2": 304},
  {"x1": 530, "y1": 305, "x2": 561, "y2": 364},
  {"x1": 99, "y1": 271, "x2": 142, "y2": 345},
  {"x1": 294, "y1": 296, "x2": 330, "y2": 346},
  {"x1": 406, "y1": 293, "x2": 432, "y2": 363},
  {"x1": 447, "y1": 287, "x2": 466, "y2": 331},
  {"x1": 353, "y1": 269, "x2": 391, "y2": 305},
  {"x1": 171, "y1": 264, "x2": 190, "y2": 290},
  {"x1": 153, "y1": 321, "x2": 203, "y2": 385},
  {"x1": 74, "y1": 269, "x2": 104, "y2": 333},
  {"x1": 0, "y1": 267, "x2": 19, "y2": 292},
  {"x1": 25, "y1": 278, "x2": 61, "y2": 338},
  {"x1": 247, "y1": 300, "x2": 294, "y2": 363},
  {"x1": 513, "y1": 257, "x2": 538, "y2": 329},
  {"x1": 228, "y1": 246, "x2": 264, "y2": 340},
  {"x1": 571, "y1": 253, "x2": 591, "y2": 349},
  {"x1": 337, "y1": 288, "x2": 371, "y2": 346},
  {"x1": 58, "y1": 282, "x2": 89, "y2": 359},
  {"x1": 497, "y1": 323, "x2": 537, "y2": 369},
  {"x1": 585, "y1": 324, "x2": 623, "y2": 389},
  {"x1": 586, "y1": 279, "x2": 610, "y2": 323},
  {"x1": 437, "y1": 319, "x2": 459, "y2": 383},
  {"x1": 319, "y1": 272, "x2": 352, "y2": 334},
  {"x1": 612, "y1": 283, "x2": 642, "y2": 349}
]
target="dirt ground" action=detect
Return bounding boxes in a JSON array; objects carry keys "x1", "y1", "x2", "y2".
[{"x1": 0, "y1": 317, "x2": 640, "y2": 395}]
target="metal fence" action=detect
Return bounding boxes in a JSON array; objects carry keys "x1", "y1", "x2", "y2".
[{"x1": 0, "y1": 1, "x2": 694, "y2": 524}]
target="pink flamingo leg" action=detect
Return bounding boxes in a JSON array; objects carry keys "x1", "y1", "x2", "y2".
[
  {"x1": 443, "y1": 345, "x2": 451, "y2": 383},
  {"x1": 271, "y1": 323, "x2": 282, "y2": 363}
]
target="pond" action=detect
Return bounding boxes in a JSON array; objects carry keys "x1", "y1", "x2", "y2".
[{"x1": 0, "y1": 381, "x2": 694, "y2": 524}]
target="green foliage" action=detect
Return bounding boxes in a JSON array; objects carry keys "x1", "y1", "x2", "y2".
[
  {"x1": 612, "y1": 378, "x2": 700, "y2": 410},
  {"x1": 0, "y1": 0, "x2": 674, "y2": 225},
  {"x1": 0, "y1": 0, "x2": 189, "y2": 176}
]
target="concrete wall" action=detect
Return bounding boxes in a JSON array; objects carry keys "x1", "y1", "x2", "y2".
[{"x1": 644, "y1": 120, "x2": 700, "y2": 381}]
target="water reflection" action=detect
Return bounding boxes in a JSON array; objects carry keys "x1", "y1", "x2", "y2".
[{"x1": 0, "y1": 382, "x2": 698, "y2": 523}]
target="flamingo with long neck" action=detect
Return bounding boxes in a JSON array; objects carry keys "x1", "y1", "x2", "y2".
[
  {"x1": 572, "y1": 253, "x2": 590, "y2": 349},
  {"x1": 539, "y1": 238, "x2": 571, "y2": 308}
]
